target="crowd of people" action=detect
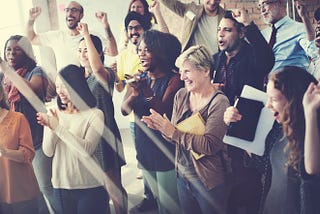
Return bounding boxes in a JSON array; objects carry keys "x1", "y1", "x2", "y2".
[{"x1": 0, "y1": 0, "x2": 320, "y2": 214}]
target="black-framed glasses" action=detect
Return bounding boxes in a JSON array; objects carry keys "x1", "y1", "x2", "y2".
[
  {"x1": 64, "y1": 8, "x2": 80, "y2": 13},
  {"x1": 128, "y1": 25, "x2": 143, "y2": 31},
  {"x1": 257, "y1": 0, "x2": 278, "y2": 9}
]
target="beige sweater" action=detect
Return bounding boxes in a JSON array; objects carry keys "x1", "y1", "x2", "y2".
[{"x1": 43, "y1": 108, "x2": 105, "y2": 189}]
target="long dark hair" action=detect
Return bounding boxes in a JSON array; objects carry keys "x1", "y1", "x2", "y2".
[
  {"x1": 270, "y1": 66, "x2": 318, "y2": 171},
  {"x1": 57, "y1": 65, "x2": 96, "y2": 111}
]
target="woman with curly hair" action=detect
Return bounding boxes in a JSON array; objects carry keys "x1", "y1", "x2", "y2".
[
  {"x1": 267, "y1": 66, "x2": 319, "y2": 214},
  {"x1": 121, "y1": 30, "x2": 183, "y2": 213},
  {"x1": 224, "y1": 66, "x2": 319, "y2": 213}
]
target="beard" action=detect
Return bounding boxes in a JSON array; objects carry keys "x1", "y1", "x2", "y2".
[
  {"x1": 67, "y1": 21, "x2": 79, "y2": 30},
  {"x1": 66, "y1": 16, "x2": 79, "y2": 30},
  {"x1": 129, "y1": 33, "x2": 140, "y2": 45}
]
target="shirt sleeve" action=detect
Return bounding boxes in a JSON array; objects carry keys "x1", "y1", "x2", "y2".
[
  {"x1": 171, "y1": 94, "x2": 230, "y2": 155},
  {"x1": 53, "y1": 109, "x2": 104, "y2": 157},
  {"x1": 300, "y1": 39, "x2": 318, "y2": 60},
  {"x1": 244, "y1": 22, "x2": 275, "y2": 77},
  {"x1": 42, "y1": 125, "x2": 59, "y2": 157},
  {"x1": 18, "y1": 114, "x2": 35, "y2": 163},
  {"x1": 160, "y1": 0, "x2": 189, "y2": 17},
  {"x1": 38, "y1": 31, "x2": 61, "y2": 48}
]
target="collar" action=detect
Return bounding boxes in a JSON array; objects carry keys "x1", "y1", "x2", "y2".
[
  {"x1": 128, "y1": 42, "x2": 138, "y2": 54},
  {"x1": 273, "y1": 15, "x2": 290, "y2": 29}
]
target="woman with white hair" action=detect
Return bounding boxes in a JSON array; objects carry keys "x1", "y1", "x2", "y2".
[{"x1": 142, "y1": 45, "x2": 231, "y2": 214}]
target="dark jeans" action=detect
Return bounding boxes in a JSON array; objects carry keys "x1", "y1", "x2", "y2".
[
  {"x1": 301, "y1": 174, "x2": 320, "y2": 214},
  {"x1": 227, "y1": 168, "x2": 262, "y2": 214},
  {"x1": 54, "y1": 187, "x2": 109, "y2": 214},
  {"x1": 0, "y1": 197, "x2": 38, "y2": 214},
  {"x1": 177, "y1": 176, "x2": 227, "y2": 214}
]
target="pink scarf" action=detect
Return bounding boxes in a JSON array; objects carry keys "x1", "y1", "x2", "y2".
[{"x1": 4, "y1": 67, "x2": 28, "y2": 111}]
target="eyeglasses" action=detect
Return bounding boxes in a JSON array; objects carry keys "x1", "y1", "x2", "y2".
[
  {"x1": 128, "y1": 25, "x2": 143, "y2": 31},
  {"x1": 257, "y1": 0, "x2": 278, "y2": 9},
  {"x1": 64, "y1": 8, "x2": 81, "y2": 13}
]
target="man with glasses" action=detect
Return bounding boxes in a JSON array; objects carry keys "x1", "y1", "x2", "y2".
[
  {"x1": 24, "y1": 2, "x2": 86, "y2": 213},
  {"x1": 115, "y1": 11, "x2": 157, "y2": 213},
  {"x1": 258, "y1": 0, "x2": 316, "y2": 74},
  {"x1": 26, "y1": 1, "x2": 117, "y2": 73},
  {"x1": 115, "y1": 12, "x2": 151, "y2": 93},
  {"x1": 26, "y1": 1, "x2": 84, "y2": 72},
  {"x1": 25, "y1": 2, "x2": 117, "y2": 213},
  {"x1": 309, "y1": 6, "x2": 320, "y2": 79}
]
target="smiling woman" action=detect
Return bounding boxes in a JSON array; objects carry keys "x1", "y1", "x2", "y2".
[
  {"x1": 121, "y1": 30, "x2": 183, "y2": 213},
  {"x1": 142, "y1": 45, "x2": 231, "y2": 214}
]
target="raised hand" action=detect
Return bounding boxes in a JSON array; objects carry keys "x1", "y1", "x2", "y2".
[
  {"x1": 95, "y1": 11, "x2": 109, "y2": 28},
  {"x1": 231, "y1": 8, "x2": 251, "y2": 26},
  {"x1": 29, "y1": 6, "x2": 42, "y2": 21},
  {"x1": 303, "y1": 81, "x2": 320, "y2": 114},
  {"x1": 77, "y1": 22, "x2": 89, "y2": 36},
  {"x1": 149, "y1": 0, "x2": 160, "y2": 14},
  {"x1": 295, "y1": 0, "x2": 308, "y2": 19}
]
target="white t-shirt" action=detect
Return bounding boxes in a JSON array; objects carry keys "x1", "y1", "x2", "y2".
[
  {"x1": 190, "y1": 13, "x2": 219, "y2": 55},
  {"x1": 39, "y1": 30, "x2": 83, "y2": 72}
]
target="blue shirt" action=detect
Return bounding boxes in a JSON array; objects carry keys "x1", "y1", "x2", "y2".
[{"x1": 262, "y1": 16, "x2": 317, "y2": 73}]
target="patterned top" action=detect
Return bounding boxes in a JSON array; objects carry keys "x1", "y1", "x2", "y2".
[{"x1": 0, "y1": 111, "x2": 39, "y2": 203}]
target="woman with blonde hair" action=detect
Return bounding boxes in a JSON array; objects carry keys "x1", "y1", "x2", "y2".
[{"x1": 142, "y1": 45, "x2": 231, "y2": 214}]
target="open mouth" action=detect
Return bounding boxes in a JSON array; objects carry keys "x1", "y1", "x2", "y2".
[
  {"x1": 67, "y1": 17, "x2": 75, "y2": 24},
  {"x1": 261, "y1": 12, "x2": 269, "y2": 19},
  {"x1": 218, "y1": 40, "x2": 225, "y2": 46},
  {"x1": 273, "y1": 111, "x2": 280, "y2": 121},
  {"x1": 184, "y1": 79, "x2": 192, "y2": 85},
  {"x1": 140, "y1": 59, "x2": 149, "y2": 67}
]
